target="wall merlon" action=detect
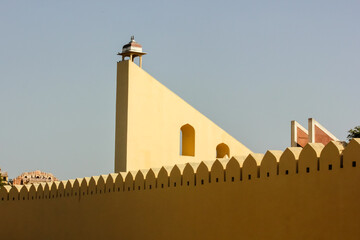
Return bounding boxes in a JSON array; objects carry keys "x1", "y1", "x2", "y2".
[
  {"x1": 170, "y1": 165, "x2": 182, "y2": 187},
  {"x1": 88, "y1": 176, "x2": 99, "y2": 195},
  {"x1": 145, "y1": 169, "x2": 156, "y2": 190},
  {"x1": 195, "y1": 162, "x2": 210, "y2": 185},
  {"x1": 29, "y1": 184, "x2": 38, "y2": 200},
  {"x1": 105, "y1": 174, "x2": 117, "y2": 193},
  {"x1": 319, "y1": 141, "x2": 345, "y2": 171},
  {"x1": 57, "y1": 181, "x2": 65, "y2": 198},
  {"x1": 210, "y1": 159, "x2": 226, "y2": 183},
  {"x1": 97, "y1": 175, "x2": 106, "y2": 194},
  {"x1": 157, "y1": 167, "x2": 170, "y2": 189},
  {"x1": 19, "y1": 184, "x2": 31, "y2": 201},
  {"x1": 343, "y1": 138, "x2": 360, "y2": 169},
  {"x1": 134, "y1": 170, "x2": 145, "y2": 190},
  {"x1": 298, "y1": 143, "x2": 324, "y2": 174},
  {"x1": 260, "y1": 150, "x2": 282, "y2": 178},
  {"x1": 225, "y1": 157, "x2": 241, "y2": 182},
  {"x1": 242, "y1": 153, "x2": 264, "y2": 181},
  {"x1": 183, "y1": 163, "x2": 195, "y2": 187},
  {"x1": 279, "y1": 147, "x2": 302, "y2": 176},
  {"x1": 65, "y1": 179, "x2": 75, "y2": 197},
  {"x1": 0, "y1": 185, "x2": 11, "y2": 201},
  {"x1": 115, "y1": 173, "x2": 126, "y2": 192},
  {"x1": 50, "y1": 182, "x2": 59, "y2": 199},
  {"x1": 9, "y1": 185, "x2": 22, "y2": 201},
  {"x1": 124, "y1": 171, "x2": 135, "y2": 191}
]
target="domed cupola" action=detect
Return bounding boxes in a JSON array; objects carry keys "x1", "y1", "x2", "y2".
[{"x1": 118, "y1": 36, "x2": 146, "y2": 68}]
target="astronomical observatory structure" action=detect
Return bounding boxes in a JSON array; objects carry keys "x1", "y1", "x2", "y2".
[
  {"x1": 1, "y1": 37, "x2": 360, "y2": 240},
  {"x1": 114, "y1": 36, "x2": 251, "y2": 173}
]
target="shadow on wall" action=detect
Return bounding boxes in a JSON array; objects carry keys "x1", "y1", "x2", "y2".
[{"x1": 216, "y1": 143, "x2": 230, "y2": 158}]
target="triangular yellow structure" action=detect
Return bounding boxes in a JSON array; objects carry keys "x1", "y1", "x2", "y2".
[{"x1": 115, "y1": 61, "x2": 251, "y2": 172}]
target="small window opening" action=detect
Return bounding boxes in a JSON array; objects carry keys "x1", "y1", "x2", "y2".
[
  {"x1": 75, "y1": 193, "x2": 77, "y2": 196},
  {"x1": 128, "y1": 187, "x2": 130, "y2": 191},
  {"x1": 67, "y1": 193, "x2": 69, "y2": 196},
  {"x1": 216, "y1": 143, "x2": 230, "y2": 158},
  {"x1": 91, "y1": 191, "x2": 93, "y2": 195},
  {"x1": 23, "y1": 197, "x2": 25, "y2": 200},
  {"x1": 231, "y1": 177, "x2": 234, "y2": 182},
  {"x1": 174, "y1": 182, "x2": 176, "y2": 187},
  {"x1": 352, "y1": 161, "x2": 356, "y2": 167},
  {"x1": 109, "y1": 189, "x2": 111, "y2": 193},
  {"x1": 187, "y1": 181, "x2": 190, "y2": 186},
  {"x1": 216, "y1": 178, "x2": 219, "y2": 183},
  {"x1": 161, "y1": 184, "x2": 164, "y2": 188},
  {"x1": 248, "y1": 174, "x2": 251, "y2": 180},
  {"x1": 180, "y1": 124, "x2": 195, "y2": 156},
  {"x1": 201, "y1": 179, "x2": 204, "y2": 185},
  {"x1": 285, "y1": 170, "x2": 289, "y2": 175},
  {"x1": 267, "y1": 172, "x2": 270, "y2": 177},
  {"x1": 1, "y1": 197, "x2": 4, "y2": 201},
  {"x1": 306, "y1": 167, "x2": 310, "y2": 173},
  {"x1": 138, "y1": 186, "x2": 140, "y2": 190},
  {"x1": 32, "y1": 197, "x2": 34, "y2": 200},
  {"x1": 13, "y1": 197, "x2": 15, "y2": 201},
  {"x1": 117, "y1": 187, "x2": 120, "y2": 192},
  {"x1": 149, "y1": 185, "x2": 152, "y2": 189},
  {"x1": 328, "y1": 164, "x2": 332, "y2": 170}
]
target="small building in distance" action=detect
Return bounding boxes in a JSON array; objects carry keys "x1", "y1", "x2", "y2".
[
  {"x1": 0, "y1": 168, "x2": 9, "y2": 184},
  {"x1": 12, "y1": 170, "x2": 58, "y2": 185}
]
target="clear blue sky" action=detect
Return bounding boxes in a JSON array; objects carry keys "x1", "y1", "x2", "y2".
[{"x1": 1, "y1": 1, "x2": 359, "y2": 180}]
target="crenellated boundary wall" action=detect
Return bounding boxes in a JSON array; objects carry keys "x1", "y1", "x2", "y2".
[{"x1": 1, "y1": 139, "x2": 360, "y2": 239}]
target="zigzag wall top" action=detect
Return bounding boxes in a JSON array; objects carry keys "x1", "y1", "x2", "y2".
[{"x1": 1, "y1": 139, "x2": 359, "y2": 202}]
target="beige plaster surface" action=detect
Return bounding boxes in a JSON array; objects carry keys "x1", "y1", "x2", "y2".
[{"x1": 115, "y1": 60, "x2": 251, "y2": 172}]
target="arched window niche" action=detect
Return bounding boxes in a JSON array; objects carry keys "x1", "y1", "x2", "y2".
[
  {"x1": 180, "y1": 124, "x2": 195, "y2": 156},
  {"x1": 216, "y1": 143, "x2": 230, "y2": 158}
]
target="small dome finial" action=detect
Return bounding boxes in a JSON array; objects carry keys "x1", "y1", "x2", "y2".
[{"x1": 118, "y1": 36, "x2": 146, "y2": 68}]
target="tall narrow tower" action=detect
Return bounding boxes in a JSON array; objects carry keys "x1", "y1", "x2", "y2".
[
  {"x1": 117, "y1": 36, "x2": 146, "y2": 68},
  {"x1": 114, "y1": 37, "x2": 251, "y2": 173}
]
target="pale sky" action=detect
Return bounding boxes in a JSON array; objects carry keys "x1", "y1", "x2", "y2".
[{"x1": 0, "y1": 1, "x2": 359, "y2": 180}]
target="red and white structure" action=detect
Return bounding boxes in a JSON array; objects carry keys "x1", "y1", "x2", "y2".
[{"x1": 291, "y1": 118, "x2": 339, "y2": 147}]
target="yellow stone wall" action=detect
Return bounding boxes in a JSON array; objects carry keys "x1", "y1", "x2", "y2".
[
  {"x1": 1, "y1": 139, "x2": 360, "y2": 239},
  {"x1": 115, "y1": 61, "x2": 252, "y2": 172}
]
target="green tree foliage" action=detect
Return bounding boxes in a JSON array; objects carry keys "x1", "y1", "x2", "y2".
[
  {"x1": 347, "y1": 126, "x2": 360, "y2": 141},
  {"x1": 0, "y1": 174, "x2": 3, "y2": 189}
]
